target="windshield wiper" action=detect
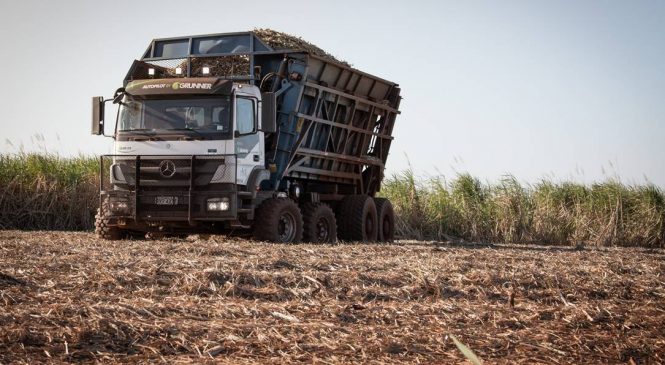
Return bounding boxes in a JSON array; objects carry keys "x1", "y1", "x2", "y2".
[
  {"x1": 120, "y1": 129, "x2": 163, "y2": 141},
  {"x1": 122, "y1": 128, "x2": 154, "y2": 134},
  {"x1": 166, "y1": 128, "x2": 207, "y2": 140}
]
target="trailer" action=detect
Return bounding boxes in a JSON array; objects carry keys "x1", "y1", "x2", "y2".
[{"x1": 91, "y1": 30, "x2": 401, "y2": 243}]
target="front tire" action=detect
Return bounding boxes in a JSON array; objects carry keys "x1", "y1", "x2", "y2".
[
  {"x1": 302, "y1": 203, "x2": 337, "y2": 243},
  {"x1": 253, "y1": 198, "x2": 303, "y2": 243},
  {"x1": 336, "y1": 195, "x2": 378, "y2": 242},
  {"x1": 94, "y1": 203, "x2": 125, "y2": 240}
]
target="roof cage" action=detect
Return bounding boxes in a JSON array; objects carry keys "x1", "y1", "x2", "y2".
[
  {"x1": 146, "y1": 32, "x2": 272, "y2": 58},
  {"x1": 125, "y1": 32, "x2": 278, "y2": 83}
]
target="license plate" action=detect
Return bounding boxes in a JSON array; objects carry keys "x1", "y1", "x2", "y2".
[{"x1": 155, "y1": 196, "x2": 178, "y2": 205}]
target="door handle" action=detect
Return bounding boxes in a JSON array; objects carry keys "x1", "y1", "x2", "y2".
[{"x1": 253, "y1": 155, "x2": 259, "y2": 162}]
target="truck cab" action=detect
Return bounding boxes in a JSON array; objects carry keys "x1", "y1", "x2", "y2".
[{"x1": 115, "y1": 79, "x2": 266, "y2": 189}]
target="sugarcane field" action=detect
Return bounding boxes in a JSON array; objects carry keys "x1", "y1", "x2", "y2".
[{"x1": 1, "y1": 231, "x2": 663, "y2": 364}]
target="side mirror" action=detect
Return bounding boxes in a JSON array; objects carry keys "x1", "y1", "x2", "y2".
[
  {"x1": 91, "y1": 96, "x2": 104, "y2": 135},
  {"x1": 260, "y1": 92, "x2": 277, "y2": 133}
]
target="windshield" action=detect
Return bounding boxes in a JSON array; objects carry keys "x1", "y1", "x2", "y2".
[{"x1": 117, "y1": 96, "x2": 231, "y2": 137}]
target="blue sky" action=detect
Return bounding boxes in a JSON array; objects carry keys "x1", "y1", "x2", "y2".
[{"x1": 1, "y1": 0, "x2": 663, "y2": 185}]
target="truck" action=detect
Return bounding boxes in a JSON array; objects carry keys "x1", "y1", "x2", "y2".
[{"x1": 91, "y1": 30, "x2": 401, "y2": 243}]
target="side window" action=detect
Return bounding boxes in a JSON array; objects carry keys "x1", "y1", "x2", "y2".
[
  {"x1": 236, "y1": 98, "x2": 255, "y2": 134},
  {"x1": 120, "y1": 101, "x2": 143, "y2": 130}
]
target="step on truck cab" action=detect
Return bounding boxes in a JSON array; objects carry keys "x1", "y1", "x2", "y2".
[{"x1": 91, "y1": 30, "x2": 401, "y2": 243}]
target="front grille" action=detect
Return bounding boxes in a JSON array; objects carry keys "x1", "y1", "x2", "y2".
[{"x1": 104, "y1": 156, "x2": 231, "y2": 189}]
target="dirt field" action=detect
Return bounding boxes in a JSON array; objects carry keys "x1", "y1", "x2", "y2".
[{"x1": 0, "y1": 231, "x2": 663, "y2": 364}]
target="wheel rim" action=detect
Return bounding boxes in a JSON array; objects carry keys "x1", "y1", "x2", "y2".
[
  {"x1": 278, "y1": 211, "x2": 296, "y2": 242},
  {"x1": 316, "y1": 217, "x2": 330, "y2": 241}
]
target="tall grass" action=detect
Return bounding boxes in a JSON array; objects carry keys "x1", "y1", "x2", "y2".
[
  {"x1": 0, "y1": 153, "x2": 98, "y2": 230},
  {"x1": 1, "y1": 153, "x2": 663, "y2": 247},
  {"x1": 381, "y1": 171, "x2": 665, "y2": 247}
]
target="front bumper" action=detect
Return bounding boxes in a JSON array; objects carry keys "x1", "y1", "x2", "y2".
[{"x1": 103, "y1": 189, "x2": 238, "y2": 222}]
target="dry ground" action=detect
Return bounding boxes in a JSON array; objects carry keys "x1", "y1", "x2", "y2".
[{"x1": 0, "y1": 231, "x2": 664, "y2": 364}]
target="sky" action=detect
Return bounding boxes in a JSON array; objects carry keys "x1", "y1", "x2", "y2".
[{"x1": 0, "y1": 0, "x2": 663, "y2": 186}]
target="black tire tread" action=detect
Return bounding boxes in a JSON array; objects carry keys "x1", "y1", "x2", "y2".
[
  {"x1": 253, "y1": 198, "x2": 303, "y2": 243},
  {"x1": 302, "y1": 203, "x2": 337, "y2": 243},
  {"x1": 94, "y1": 202, "x2": 124, "y2": 240},
  {"x1": 375, "y1": 197, "x2": 395, "y2": 242},
  {"x1": 336, "y1": 195, "x2": 377, "y2": 242}
]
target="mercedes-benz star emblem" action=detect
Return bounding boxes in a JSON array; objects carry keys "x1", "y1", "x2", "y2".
[{"x1": 159, "y1": 160, "x2": 176, "y2": 178}]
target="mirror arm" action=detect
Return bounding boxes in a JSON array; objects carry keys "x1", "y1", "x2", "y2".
[
  {"x1": 103, "y1": 97, "x2": 115, "y2": 139},
  {"x1": 113, "y1": 87, "x2": 126, "y2": 104},
  {"x1": 96, "y1": 98, "x2": 116, "y2": 139}
]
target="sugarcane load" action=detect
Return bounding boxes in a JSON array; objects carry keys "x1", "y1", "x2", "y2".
[{"x1": 91, "y1": 29, "x2": 402, "y2": 243}]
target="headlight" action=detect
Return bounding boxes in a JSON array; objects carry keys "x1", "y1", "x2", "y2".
[{"x1": 207, "y1": 197, "x2": 230, "y2": 211}]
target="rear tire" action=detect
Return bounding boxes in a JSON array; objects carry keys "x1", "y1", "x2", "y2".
[
  {"x1": 94, "y1": 202, "x2": 125, "y2": 240},
  {"x1": 336, "y1": 195, "x2": 378, "y2": 242},
  {"x1": 302, "y1": 203, "x2": 337, "y2": 243},
  {"x1": 375, "y1": 198, "x2": 395, "y2": 242},
  {"x1": 253, "y1": 198, "x2": 303, "y2": 243}
]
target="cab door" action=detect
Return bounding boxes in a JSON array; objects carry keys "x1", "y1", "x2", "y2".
[{"x1": 234, "y1": 96, "x2": 263, "y2": 186}]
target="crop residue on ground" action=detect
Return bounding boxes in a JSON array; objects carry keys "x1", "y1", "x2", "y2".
[{"x1": 0, "y1": 231, "x2": 664, "y2": 364}]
